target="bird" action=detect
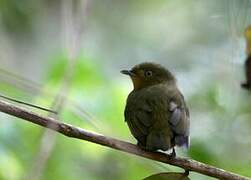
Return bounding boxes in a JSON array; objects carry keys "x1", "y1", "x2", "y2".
[
  {"x1": 241, "y1": 25, "x2": 251, "y2": 90},
  {"x1": 121, "y1": 62, "x2": 189, "y2": 157}
]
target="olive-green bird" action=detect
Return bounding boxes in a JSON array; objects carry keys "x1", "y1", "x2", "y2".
[{"x1": 121, "y1": 62, "x2": 189, "y2": 156}]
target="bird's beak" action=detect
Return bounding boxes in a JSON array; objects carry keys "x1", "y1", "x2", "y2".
[{"x1": 120, "y1": 70, "x2": 136, "y2": 77}]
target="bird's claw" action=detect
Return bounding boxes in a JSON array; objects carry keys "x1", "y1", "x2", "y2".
[{"x1": 170, "y1": 148, "x2": 176, "y2": 158}]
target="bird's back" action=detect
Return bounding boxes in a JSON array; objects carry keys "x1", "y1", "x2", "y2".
[{"x1": 125, "y1": 83, "x2": 189, "y2": 151}]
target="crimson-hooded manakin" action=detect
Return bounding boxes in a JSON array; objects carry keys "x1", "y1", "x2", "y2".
[{"x1": 121, "y1": 62, "x2": 190, "y2": 157}]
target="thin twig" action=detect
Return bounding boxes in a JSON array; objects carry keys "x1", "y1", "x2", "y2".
[
  {"x1": 0, "y1": 67, "x2": 102, "y2": 129},
  {"x1": 0, "y1": 93, "x2": 57, "y2": 114},
  {"x1": 0, "y1": 100, "x2": 249, "y2": 180}
]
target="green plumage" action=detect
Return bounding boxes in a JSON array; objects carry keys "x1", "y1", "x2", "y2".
[{"x1": 122, "y1": 62, "x2": 189, "y2": 152}]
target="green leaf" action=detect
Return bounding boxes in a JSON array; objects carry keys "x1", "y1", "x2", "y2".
[{"x1": 143, "y1": 172, "x2": 190, "y2": 180}]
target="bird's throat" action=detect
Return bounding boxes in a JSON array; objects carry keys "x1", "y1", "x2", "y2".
[{"x1": 131, "y1": 77, "x2": 143, "y2": 90}]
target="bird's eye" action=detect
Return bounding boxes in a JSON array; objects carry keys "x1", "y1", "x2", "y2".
[{"x1": 145, "y1": 70, "x2": 153, "y2": 77}]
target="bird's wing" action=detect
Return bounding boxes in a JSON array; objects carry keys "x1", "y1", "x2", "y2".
[
  {"x1": 125, "y1": 94, "x2": 154, "y2": 145},
  {"x1": 168, "y1": 92, "x2": 190, "y2": 147}
]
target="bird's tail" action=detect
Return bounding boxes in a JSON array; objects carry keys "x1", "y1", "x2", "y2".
[
  {"x1": 146, "y1": 131, "x2": 172, "y2": 151},
  {"x1": 175, "y1": 135, "x2": 189, "y2": 149}
]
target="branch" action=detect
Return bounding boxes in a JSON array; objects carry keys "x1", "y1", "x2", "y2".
[{"x1": 0, "y1": 100, "x2": 249, "y2": 180}]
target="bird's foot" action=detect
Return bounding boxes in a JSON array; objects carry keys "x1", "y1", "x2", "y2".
[
  {"x1": 183, "y1": 169, "x2": 189, "y2": 176},
  {"x1": 137, "y1": 142, "x2": 146, "y2": 150},
  {"x1": 170, "y1": 148, "x2": 176, "y2": 158}
]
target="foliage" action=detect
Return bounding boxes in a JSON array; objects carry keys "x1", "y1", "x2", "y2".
[{"x1": 0, "y1": 0, "x2": 251, "y2": 179}]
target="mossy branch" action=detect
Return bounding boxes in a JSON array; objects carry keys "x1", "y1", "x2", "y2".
[{"x1": 0, "y1": 100, "x2": 249, "y2": 180}]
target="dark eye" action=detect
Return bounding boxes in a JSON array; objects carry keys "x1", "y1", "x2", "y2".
[{"x1": 145, "y1": 70, "x2": 153, "y2": 77}]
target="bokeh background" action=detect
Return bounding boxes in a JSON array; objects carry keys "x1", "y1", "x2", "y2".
[{"x1": 0, "y1": 0, "x2": 251, "y2": 179}]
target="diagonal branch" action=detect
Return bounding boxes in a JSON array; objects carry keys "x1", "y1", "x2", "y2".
[{"x1": 0, "y1": 99, "x2": 249, "y2": 180}]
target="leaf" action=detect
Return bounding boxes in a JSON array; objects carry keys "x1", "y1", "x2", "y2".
[{"x1": 143, "y1": 172, "x2": 190, "y2": 180}]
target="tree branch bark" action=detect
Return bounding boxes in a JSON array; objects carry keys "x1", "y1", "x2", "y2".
[{"x1": 0, "y1": 100, "x2": 249, "y2": 180}]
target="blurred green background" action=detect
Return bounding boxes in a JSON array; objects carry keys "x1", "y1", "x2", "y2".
[{"x1": 0, "y1": 0, "x2": 251, "y2": 179}]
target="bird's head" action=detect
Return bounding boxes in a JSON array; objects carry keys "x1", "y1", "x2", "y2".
[{"x1": 121, "y1": 62, "x2": 176, "y2": 90}]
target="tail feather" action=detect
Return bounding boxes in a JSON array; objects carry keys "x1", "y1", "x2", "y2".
[
  {"x1": 146, "y1": 131, "x2": 172, "y2": 151},
  {"x1": 175, "y1": 135, "x2": 189, "y2": 149}
]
